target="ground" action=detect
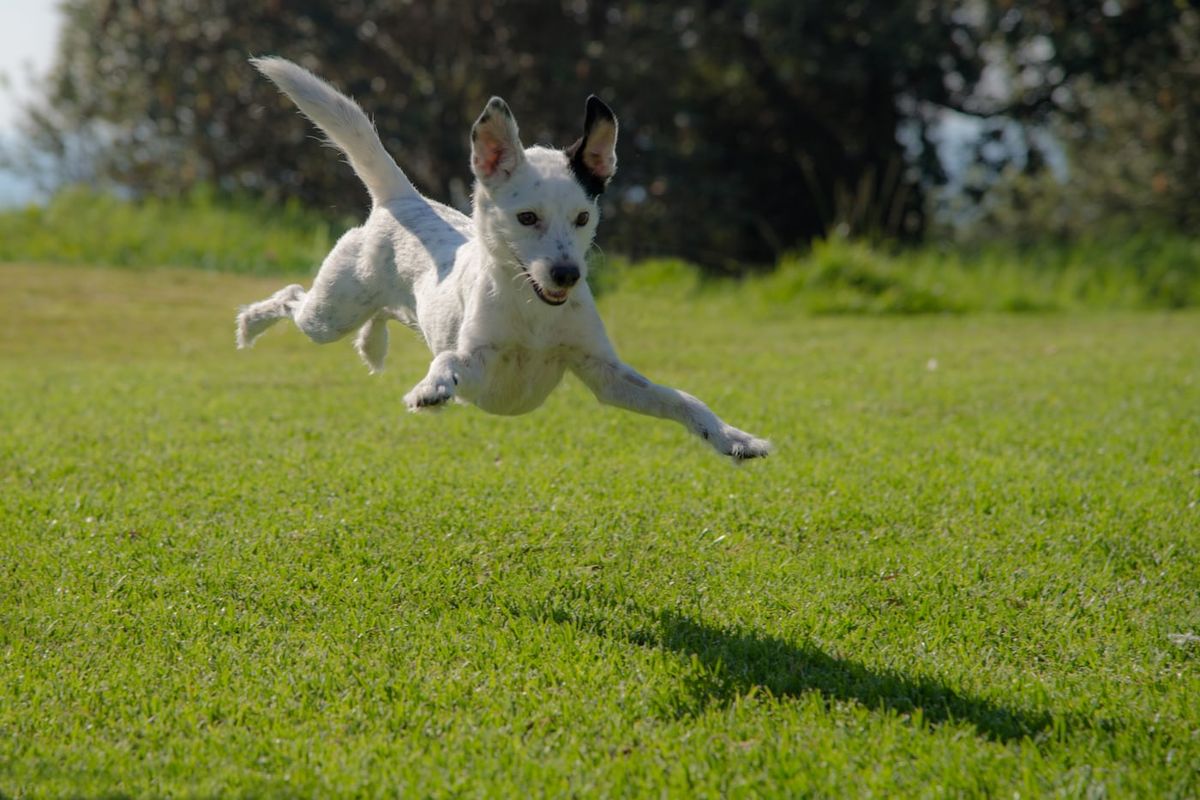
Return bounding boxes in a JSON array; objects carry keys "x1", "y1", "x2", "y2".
[{"x1": 1, "y1": 263, "x2": 1198, "y2": 797}]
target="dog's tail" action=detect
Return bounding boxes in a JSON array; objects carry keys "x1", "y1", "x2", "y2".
[{"x1": 251, "y1": 56, "x2": 415, "y2": 206}]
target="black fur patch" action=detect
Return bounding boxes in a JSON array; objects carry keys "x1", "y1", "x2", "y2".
[{"x1": 566, "y1": 95, "x2": 616, "y2": 199}]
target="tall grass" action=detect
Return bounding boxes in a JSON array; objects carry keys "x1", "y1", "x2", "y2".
[
  {"x1": 607, "y1": 235, "x2": 1200, "y2": 313},
  {"x1": 750, "y1": 235, "x2": 1200, "y2": 313},
  {"x1": 2, "y1": 187, "x2": 1197, "y2": 311},
  {"x1": 0, "y1": 186, "x2": 345, "y2": 274}
]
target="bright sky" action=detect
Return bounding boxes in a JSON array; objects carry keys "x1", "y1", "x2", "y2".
[{"x1": 0, "y1": 0, "x2": 61, "y2": 134}]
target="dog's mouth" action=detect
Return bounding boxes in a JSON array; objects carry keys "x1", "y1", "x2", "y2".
[{"x1": 523, "y1": 270, "x2": 570, "y2": 306}]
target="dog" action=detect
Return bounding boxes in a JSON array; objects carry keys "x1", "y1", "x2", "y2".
[{"x1": 236, "y1": 57, "x2": 770, "y2": 461}]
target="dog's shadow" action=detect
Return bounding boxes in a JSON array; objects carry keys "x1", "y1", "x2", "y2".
[{"x1": 523, "y1": 591, "x2": 1064, "y2": 743}]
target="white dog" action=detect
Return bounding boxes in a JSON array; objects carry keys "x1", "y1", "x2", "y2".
[{"x1": 237, "y1": 57, "x2": 770, "y2": 460}]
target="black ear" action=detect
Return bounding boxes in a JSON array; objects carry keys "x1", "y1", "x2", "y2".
[{"x1": 566, "y1": 95, "x2": 618, "y2": 198}]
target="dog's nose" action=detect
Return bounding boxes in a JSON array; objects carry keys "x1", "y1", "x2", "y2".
[{"x1": 549, "y1": 263, "x2": 580, "y2": 288}]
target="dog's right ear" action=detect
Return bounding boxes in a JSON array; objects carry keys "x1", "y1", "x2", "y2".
[
  {"x1": 566, "y1": 95, "x2": 618, "y2": 199},
  {"x1": 471, "y1": 97, "x2": 525, "y2": 189}
]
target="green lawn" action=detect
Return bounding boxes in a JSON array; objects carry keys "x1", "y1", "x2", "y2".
[{"x1": 1, "y1": 262, "x2": 1198, "y2": 798}]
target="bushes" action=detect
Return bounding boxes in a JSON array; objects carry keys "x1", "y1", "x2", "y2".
[{"x1": 758, "y1": 238, "x2": 967, "y2": 315}]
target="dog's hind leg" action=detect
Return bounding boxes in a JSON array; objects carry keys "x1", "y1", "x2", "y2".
[
  {"x1": 237, "y1": 226, "x2": 384, "y2": 352},
  {"x1": 236, "y1": 284, "x2": 306, "y2": 349},
  {"x1": 355, "y1": 313, "x2": 389, "y2": 373},
  {"x1": 287, "y1": 227, "x2": 384, "y2": 345}
]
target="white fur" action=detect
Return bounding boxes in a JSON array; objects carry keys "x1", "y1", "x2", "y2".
[{"x1": 237, "y1": 57, "x2": 770, "y2": 460}]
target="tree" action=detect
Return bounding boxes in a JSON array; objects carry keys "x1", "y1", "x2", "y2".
[{"x1": 10, "y1": 0, "x2": 1194, "y2": 270}]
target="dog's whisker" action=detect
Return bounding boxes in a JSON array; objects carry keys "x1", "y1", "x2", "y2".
[{"x1": 514, "y1": 272, "x2": 540, "y2": 293}]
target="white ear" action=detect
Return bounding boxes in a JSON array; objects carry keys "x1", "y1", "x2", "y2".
[
  {"x1": 470, "y1": 97, "x2": 525, "y2": 188},
  {"x1": 567, "y1": 95, "x2": 618, "y2": 198}
]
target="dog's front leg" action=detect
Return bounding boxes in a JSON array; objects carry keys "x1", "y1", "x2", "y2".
[
  {"x1": 404, "y1": 349, "x2": 487, "y2": 411},
  {"x1": 571, "y1": 355, "x2": 771, "y2": 461}
]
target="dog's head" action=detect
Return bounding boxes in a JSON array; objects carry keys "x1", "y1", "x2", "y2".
[{"x1": 470, "y1": 95, "x2": 618, "y2": 306}]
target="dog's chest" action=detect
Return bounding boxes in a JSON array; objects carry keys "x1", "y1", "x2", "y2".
[{"x1": 469, "y1": 344, "x2": 569, "y2": 416}]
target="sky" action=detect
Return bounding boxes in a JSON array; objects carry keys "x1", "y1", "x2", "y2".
[
  {"x1": 0, "y1": 0, "x2": 59, "y2": 132},
  {"x1": 0, "y1": 0, "x2": 60, "y2": 204}
]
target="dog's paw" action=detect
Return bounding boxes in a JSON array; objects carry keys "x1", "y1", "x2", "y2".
[
  {"x1": 709, "y1": 425, "x2": 772, "y2": 462},
  {"x1": 404, "y1": 379, "x2": 455, "y2": 411}
]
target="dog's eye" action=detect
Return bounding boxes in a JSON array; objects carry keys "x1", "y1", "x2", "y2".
[
  {"x1": 574, "y1": 211, "x2": 590, "y2": 227},
  {"x1": 516, "y1": 211, "x2": 539, "y2": 226}
]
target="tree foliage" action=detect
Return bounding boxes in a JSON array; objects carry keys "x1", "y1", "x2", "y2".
[
  {"x1": 12, "y1": 0, "x2": 1196, "y2": 270},
  {"x1": 932, "y1": 3, "x2": 1200, "y2": 242}
]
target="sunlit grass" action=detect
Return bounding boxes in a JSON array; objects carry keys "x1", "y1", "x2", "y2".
[{"x1": 1, "y1": 262, "x2": 1198, "y2": 798}]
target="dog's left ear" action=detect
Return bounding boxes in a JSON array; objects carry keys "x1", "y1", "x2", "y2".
[{"x1": 566, "y1": 95, "x2": 618, "y2": 198}]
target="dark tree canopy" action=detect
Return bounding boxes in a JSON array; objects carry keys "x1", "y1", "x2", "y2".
[{"x1": 13, "y1": 0, "x2": 1195, "y2": 270}]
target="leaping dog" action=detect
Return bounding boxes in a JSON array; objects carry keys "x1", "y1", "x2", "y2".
[{"x1": 237, "y1": 57, "x2": 770, "y2": 460}]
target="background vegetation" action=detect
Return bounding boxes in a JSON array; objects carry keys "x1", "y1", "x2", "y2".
[
  {"x1": 2, "y1": 188, "x2": 1197, "y2": 312},
  {"x1": 4, "y1": 0, "x2": 1198, "y2": 271}
]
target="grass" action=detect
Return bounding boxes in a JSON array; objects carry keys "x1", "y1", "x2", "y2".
[{"x1": 1, "y1": 261, "x2": 1198, "y2": 797}]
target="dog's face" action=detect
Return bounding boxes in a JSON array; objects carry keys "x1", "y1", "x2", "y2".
[{"x1": 470, "y1": 96, "x2": 618, "y2": 306}]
